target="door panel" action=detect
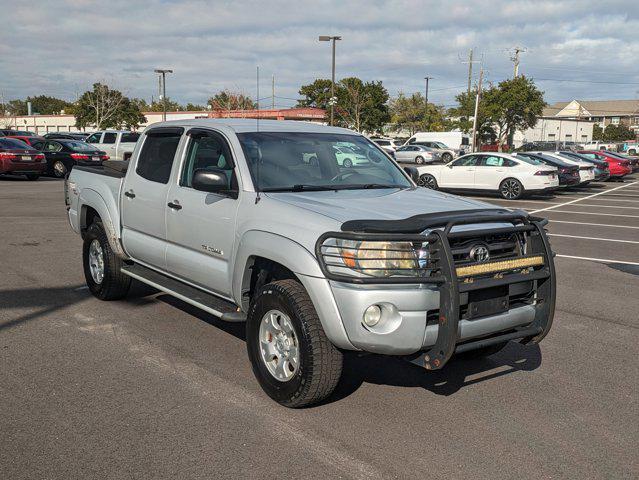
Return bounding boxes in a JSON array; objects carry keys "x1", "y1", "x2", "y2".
[
  {"x1": 121, "y1": 130, "x2": 184, "y2": 269},
  {"x1": 439, "y1": 156, "x2": 477, "y2": 188},
  {"x1": 474, "y1": 155, "x2": 510, "y2": 189},
  {"x1": 165, "y1": 130, "x2": 240, "y2": 296}
]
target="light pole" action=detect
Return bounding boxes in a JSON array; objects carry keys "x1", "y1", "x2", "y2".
[
  {"x1": 154, "y1": 69, "x2": 173, "y2": 122},
  {"x1": 319, "y1": 35, "x2": 341, "y2": 126}
]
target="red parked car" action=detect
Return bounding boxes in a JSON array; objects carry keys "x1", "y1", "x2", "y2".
[
  {"x1": 0, "y1": 137, "x2": 47, "y2": 180},
  {"x1": 578, "y1": 150, "x2": 632, "y2": 180},
  {"x1": 6, "y1": 135, "x2": 46, "y2": 147}
]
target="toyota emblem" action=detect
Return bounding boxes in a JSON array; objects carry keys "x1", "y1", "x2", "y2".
[{"x1": 469, "y1": 244, "x2": 490, "y2": 262}]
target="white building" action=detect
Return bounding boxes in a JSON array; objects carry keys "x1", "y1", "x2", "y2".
[
  {"x1": 513, "y1": 117, "x2": 594, "y2": 147},
  {"x1": 0, "y1": 110, "x2": 210, "y2": 135}
]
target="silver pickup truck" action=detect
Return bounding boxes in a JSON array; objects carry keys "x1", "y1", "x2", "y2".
[
  {"x1": 65, "y1": 119, "x2": 555, "y2": 407},
  {"x1": 85, "y1": 130, "x2": 141, "y2": 161}
]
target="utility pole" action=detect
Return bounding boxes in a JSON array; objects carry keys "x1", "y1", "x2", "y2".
[
  {"x1": 471, "y1": 66, "x2": 484, "y2": 153},
  {"x1": 154, "y1": 69, "x2": 173, "y2": 122},
  {"x1": 466, "y1": 49, "x2": 473, "y2": 95},
  {"x1": 424, "y1": 76, "x2": 433, "y2": 130},
  {"x1": 511, "y1": 47, "x2": 525, "y2": 78},
  {"x1": 272, "y1": 74, "x2": 275, "y2": 110},
  {"x1": 319, "y1": 35, "x2": 342, "y2": 126}
]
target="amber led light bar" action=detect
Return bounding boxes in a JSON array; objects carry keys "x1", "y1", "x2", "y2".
[{"x1": 456, "y1": 255, "x2": 545, "y2": 278}]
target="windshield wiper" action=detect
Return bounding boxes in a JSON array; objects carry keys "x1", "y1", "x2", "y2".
[
  {"x1": 333, "y1": 183, "x2": 407, "y2": 190},
  {"x1": 262, "y1": 184, "x2": 338, "y2": 192}
]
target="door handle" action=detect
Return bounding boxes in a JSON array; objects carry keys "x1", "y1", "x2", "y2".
[
  {"x1": 124, "y1": 190, "x2": 135, "y2": 198},
  {"x1": 167, "y1": 200, "x2": 182, "y2": 210}
]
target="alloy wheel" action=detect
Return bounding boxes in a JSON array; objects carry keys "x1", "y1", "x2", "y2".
[
  {"x1": 88, "y1": 239, "x2": 105, "y2": 284},
  {"x1": 501, "y1": 179, "x2": 521, "y2": 199},
  {"x1": 258, "y1": 309, "x2": 299, "y2": 382}
]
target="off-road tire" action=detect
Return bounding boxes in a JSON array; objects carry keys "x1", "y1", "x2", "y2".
[
  {"x1": 25, "y1": 174, "x2": 39, "y2": 181},
  {"x1": 83, "y1": 220, "x2": 131, "y2": 300},
  {"x1": 246, "y1": 279, "x2": 343, "y2": 408}
]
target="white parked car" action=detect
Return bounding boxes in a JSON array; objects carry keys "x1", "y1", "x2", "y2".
[
  {"x1": 394, "y1": 145, "x2": 439, "y2": 164},
  {"x1": 371, "y1": 137, "x2": 400, "y2": 154},
  {"x1": 415, "y1": 152, "x2": 559, "y2": 199},
  {"x1": 527, "y1": 151, "x2": 595, "y2": 184}
]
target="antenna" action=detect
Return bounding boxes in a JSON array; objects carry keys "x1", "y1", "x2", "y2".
[{"x1": 255, "y1": 66, "x2": 261, "y2": 204}]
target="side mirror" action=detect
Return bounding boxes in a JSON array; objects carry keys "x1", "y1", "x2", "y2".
[
  {"x1": 403, "y1": 166, "x2": 419, "y2": 183},
  {"x1": 192, "y1": 168, "x2": 229, "y2": 194}
]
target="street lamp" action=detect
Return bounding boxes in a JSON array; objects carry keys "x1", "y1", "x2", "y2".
[
  {"x1": 154, "y1": 69, "x2": 173, "y2": 122},
  {"x1": 319, "y1": 35, "x2": 341, "y2": 126}
]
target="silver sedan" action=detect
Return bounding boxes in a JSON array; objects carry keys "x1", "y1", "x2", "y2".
[{"x1": 394, "y1": 145, "x2": 440, "y2": 164}]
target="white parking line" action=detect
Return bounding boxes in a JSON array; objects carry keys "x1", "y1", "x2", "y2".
[
  {"x1": 556, "y1": 254, "x2": 639, "y2": 266},
  {"x1": 549, "y1": 220, "x2": 639, "y2": 229},
  {"x1": 548, "y1": 233, "x2": 639, "y2": 244},
  {"x1": 581, "y1": 198, "x2": 639, "y2": 203},
  {"x1": 546, "y1": 210, "x2": 639, "y2": 218},
  {"x1": 530, "y1": 181, "x2": 639, "y2": 214}
]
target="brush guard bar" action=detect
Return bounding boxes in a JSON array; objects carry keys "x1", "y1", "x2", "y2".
[{"x1": 315, "y1": 210, "x2": 556, "y2": 370}]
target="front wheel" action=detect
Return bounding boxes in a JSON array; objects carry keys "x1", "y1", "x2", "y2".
[
  {"x1": 246, "y1": 279, "x2": 343, "y2": 408},
  {"x1": 419, "y1": 173, "x2": 438, "y2": 189},
  {"x1": 441, "y1": 152, "x2": 453, "y2": 162},
  {"x1": 499, "y1": 178, "x2": 524, "y2": 200},
  {"x1": 83, "y1": 221, "x2": 131, "y2": 300},
  {"x1": 342, "y1": 158, "x2": 353, "y2": 168}
]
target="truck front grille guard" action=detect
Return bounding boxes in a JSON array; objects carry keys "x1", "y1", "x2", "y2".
[{"x1": 315, "y1": 212, "x2": 556, "y2": 370}]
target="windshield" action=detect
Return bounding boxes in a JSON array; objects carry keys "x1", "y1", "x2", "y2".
[{"x1": 237, "y1": 132, "x2": 412, "y2": 191}]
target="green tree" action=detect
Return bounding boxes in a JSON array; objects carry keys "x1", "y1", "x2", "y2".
[
  {"x1": 26, "y1": 95, "x2": 72, "y2": 114},
  {"x1": 389, "y1": 92, "x2": 447, "y2": 135},
  {"x1": 208, "y1": 90, "x2": 256, "y2": 111},
  {"x1": 297, "y1": 79, "x2": 334, "y2": 111},
  {"x1": 592, "y1": 124, "x2": 604, "y2": 141},
  {"x1": 146, "y1": 97, "x2": 183, "y2": 112},
  {"x1": 601, "y1": 123, "x2": 635, "y2": 142},
  {"x1": 75, "y1": 83, "x2": 146, "y2": 130},
  {"x1": 1, "y1": 99, "x2": 27, "y2": 116},
  {"x1": 185, "y1": 103, "x2": 207, "y2": 111},
  {"x1": 298, "y1": 77, "x2": 390, "y2": 132},
  {"x1": 484, "y1": 76, "x2": 546, "y2": 149}
]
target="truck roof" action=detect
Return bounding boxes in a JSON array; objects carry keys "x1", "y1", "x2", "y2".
[{"x1": 145, "y1": 118, "x2": 354, "y2": 135}]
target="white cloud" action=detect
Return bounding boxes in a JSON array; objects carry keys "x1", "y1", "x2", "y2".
[{"x1": 1, "y1": 0, "x2": 638, "y2": 107}]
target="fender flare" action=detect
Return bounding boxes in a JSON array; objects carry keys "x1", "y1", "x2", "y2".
[
  {"x1": 78, "y1": 188, "x2": 127, "y2": 258},
  {"x1": 232, "y1": 230, "x2": 354, "y2": 350}
]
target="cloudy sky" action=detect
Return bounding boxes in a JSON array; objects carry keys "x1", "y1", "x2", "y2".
[{"x1": 1, "y1": 0, "x2": 638, "y2": 109}]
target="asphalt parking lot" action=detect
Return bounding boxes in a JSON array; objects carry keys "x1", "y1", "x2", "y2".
[{"x1": 1, "y1": 176, "x2": 638, "y2": 479}]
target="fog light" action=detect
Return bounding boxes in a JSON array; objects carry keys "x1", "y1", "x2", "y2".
[{"x1": 363, "y1": 305, "x2": 382, "y2": 327}]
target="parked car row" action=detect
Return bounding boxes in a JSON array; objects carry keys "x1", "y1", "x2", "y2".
[{"x1": 409, "y1": 149, "x2": 635, "y2": 199}]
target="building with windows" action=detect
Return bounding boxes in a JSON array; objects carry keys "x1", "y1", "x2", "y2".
[
  {"x1": 513, "y1": 117, "x2": 594, "y2": 147},
  {"x1": 543, "y1": 99, "x2": 639, "y2": 134}
]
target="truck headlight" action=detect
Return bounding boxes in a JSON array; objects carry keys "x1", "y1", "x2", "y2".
[{"x1": 337, "y1": 239, "x2": 421, "y2": 277}]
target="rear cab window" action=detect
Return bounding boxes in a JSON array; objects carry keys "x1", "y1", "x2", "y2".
[
  {"x1": 135, "y1": 128, "x2": 184, "y2": 184},
  {"x1": 121, "y1": 132, "x2": 141, "y2": 143},
  {"x1": 102, "y1": 133, "x2": 117, "y2": 144}
]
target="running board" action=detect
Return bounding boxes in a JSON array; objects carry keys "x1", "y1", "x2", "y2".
[{"x1": 121, "y1": 263, "x2": 246, "y2": 322}]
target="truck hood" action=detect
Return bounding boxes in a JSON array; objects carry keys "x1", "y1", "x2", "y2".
[{"x1": 264, "y1": 187, "x2": 498, "y2": 224}]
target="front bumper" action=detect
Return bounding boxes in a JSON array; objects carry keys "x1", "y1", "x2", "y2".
[{"x1": 316, "y1": 210, "x2": 555, "y2": 370}]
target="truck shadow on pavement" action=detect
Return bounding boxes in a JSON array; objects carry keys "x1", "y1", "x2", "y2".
[{"x1": 326, "y1": 343, "x2": 542, "y2": 402}]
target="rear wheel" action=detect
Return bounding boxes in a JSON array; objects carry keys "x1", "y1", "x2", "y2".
[
  {"x1": 246, "y1": 279, "x2": 343, "y2": 408},
  {"x1": 442, "y1": 152, "x2": 453, "y2": 162},
  {"x1": 82, "y1": 220, "x2": 131, "y2": 300},
  {"x1": 419, "y1": 173, "x2": 438, "y2": 189},
  {"x1": 25, "y1": 174, "x2": 39, "y2": 181},
  {"x1": 499, "y1": 178, "x2": 524, "y2": 199},
  {"x1": 415, "y1": 156, "x2": 425, "y2": 165},
  {"x1": 52, "y1": 160, "x2": 67, "y2": 178},
  {"x1": 342, "y1": 158, "x2": 353, "y2": 168}
]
